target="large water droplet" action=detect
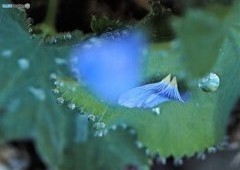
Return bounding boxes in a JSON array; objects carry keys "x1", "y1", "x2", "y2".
[
  {"x1": 18, "y1": 58, "x2": 30, "y2": 70},
  {"x1": 198, "y1": 73, "x2": 220, "y2": 92}
]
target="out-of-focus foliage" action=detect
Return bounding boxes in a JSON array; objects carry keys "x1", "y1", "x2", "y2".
[
  {"x1": 173, "y1": 6, "x2": 231, "y2": 76},
  {"x1": 90, "y1": 15, "x2": 125, "y2": 33}
]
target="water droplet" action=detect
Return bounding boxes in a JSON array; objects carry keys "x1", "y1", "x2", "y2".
[
  {"x1": 120, "y1": 123, "x2": 127, "y2": 129},
  {"x1": 26, "y1": 17, "x2": 34, "y2": 25},
  {"x1": 217, "y1": 136, "x2": 229, "y2": 149},
  {"x1": 48, "y1": 37, "x2": 57, "y2": 44},
  {"x1": 29, "y1": 34, "x2": 37, "y2": 39},
  {"x1": 99, "y1": 122, "x2": 105, "y2": 128},
  {"x1": 198, "y1": 73, "x2": 220, "y2": 92},
  {"x1": 1, "y1": 50, "x2": 12, "y2": 58},
  {"x1": 18, "y1": 58, "x2": 29, "y2": 70},
  {"x1": 173, "y1": 158, "x2": 183, "y2": 166},
  {"x1": 95, "y1": 131, "x2": 103, "y2": 137},
  {"x1": 55, "y1": 58, "x2": 66, "y2": 65},
  {"x1": 152, "y1": 107, "x2": 161, "y2": 115},
  {"x1": 110, "y1": 125, "x2": 117, "y2": 130},
  {"x1": 67, "y1": 103, "x2": 76, "y2": 110},
  {"x1": 50, "y1": 73, "x2": 57, "y2": 80},
  {"x1": 28, "y1": 28, "x2": 33, "y2": 33},
  {"x1": 129, "y1": 129, "x2": 136, "y2": 135},
  {"x1": 145, "y1": 149, "x2": 150, "y2": 156},
  {"x1": 102, "y1": 129, "x2": 108, "y2": 135},
  {"x1": 54, "y1": 80, "x2": 64, "y2": 87},
  {"x1": 88, "y1": 114, "x2": 96, "y2": 122},
  {"x1": 56, "y1": 97, "x2": 64, "y2": 105},
  {"x1": 93, "y1": 122, "x2": 101, "y2": 130},
  {"x1": 78, "y1": 107, "x2": 85, "y2": 115},
  {"x1": 156, "y1": 156, "x2": 166, "y2": 165},
  {"x1": 51, "y1": 89, "x2": 60, "y2": 95},
  {"x1": 207, "y1": 147, "x2": 217, "y2": 154},
  {"x1": 64, "y1": 33, "x2": 72, "y2": 40},
  {"x1": 28, "y1": 87, "x2": 46, "y2": 101},
  {"x1": 25, "y1": 3, "x2": 30, "y2": 9},
  {"x1": 135, "y1": 141, "x2": 143, "y2": 149},
  {"x1": 196, "y1": 153, "x2": 206, "y2": 160}
]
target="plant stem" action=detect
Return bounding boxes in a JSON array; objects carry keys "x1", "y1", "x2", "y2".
[{"x1": 44, "y1": 0, "x2": 58, "y2": 30}]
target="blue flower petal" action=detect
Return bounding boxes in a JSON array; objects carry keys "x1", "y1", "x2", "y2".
[{"x1": 118, "y1": 74, "x2": 184, "y2": 108}]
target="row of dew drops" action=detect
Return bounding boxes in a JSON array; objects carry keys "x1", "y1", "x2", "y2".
[
  {"x1": 49, "y1": 71, "x2": 223, "y2": 166},
  {"x1": 25, "y1": 17, "x2": 75, "y2": 43},
  {"x1": 50, "y1": 73, "x2": 107, "y2": 137},
  {"x1": 49, "y1": 68, "x2": 221, "y2": 133}
]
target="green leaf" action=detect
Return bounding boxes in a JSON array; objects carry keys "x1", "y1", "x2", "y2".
[{"x1": 55, "y1": 2, "x2": 240, "y2": 158}]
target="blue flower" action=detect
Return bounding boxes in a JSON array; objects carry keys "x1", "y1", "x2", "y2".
[
  {"x1": 69, "y1": 29, "x2": 147, "y2": 104},
  {"x1": 118, "y1": 74, "x2": 184, "y2": 108}
]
